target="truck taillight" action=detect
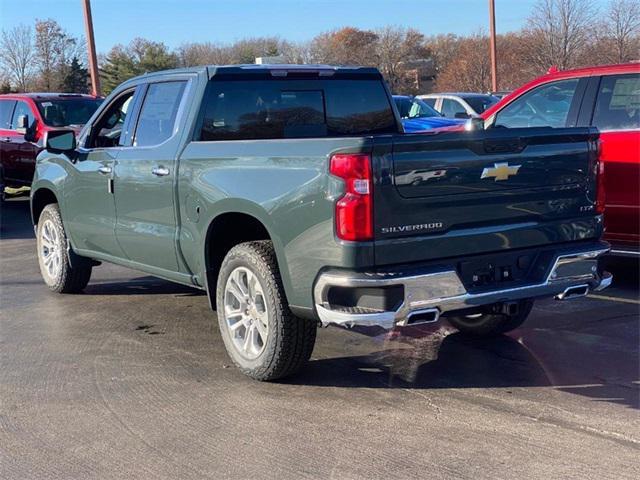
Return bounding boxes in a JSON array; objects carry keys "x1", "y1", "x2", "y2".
[
  {"x1": 330, "y1": 153, "x2": 373, "y2": 241},
  {"x1": 596, "y1": 158, "x2": 606, "y2": 214}
]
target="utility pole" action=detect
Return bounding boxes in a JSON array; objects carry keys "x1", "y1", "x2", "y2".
[
  {"x1": 82, "y1": 0, "x2": 101, "y2": 96},
  {"x1": 488, "y1": 0, "x2": 498, "y2": 93}
]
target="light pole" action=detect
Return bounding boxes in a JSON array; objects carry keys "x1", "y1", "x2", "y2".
[
  {"x1": 488, "y1": 0, "x2": 498, "y2": 93},
  {"x1": 82, "y1": 0, "x2": 101, "y2": 96}
]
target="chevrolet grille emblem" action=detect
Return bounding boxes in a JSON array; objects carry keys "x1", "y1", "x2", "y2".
[{"x1": 481, "y1": 162, "x2": 521, "y2": 181}]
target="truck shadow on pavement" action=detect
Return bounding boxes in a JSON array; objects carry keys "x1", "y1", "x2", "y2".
[
  {"x1": 84, "y1": 277, "x2": 206, "y2": 296},
  {"x1": 291, "y1": 325, "x2": 639, "y2": 410},
  {"x1": 0, "y1": 197, "x2": 34, "y2": 240}
]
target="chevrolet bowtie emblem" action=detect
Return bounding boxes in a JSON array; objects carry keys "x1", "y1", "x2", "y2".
[{"x1": 481, "y1": 162, "x2": 521, "y2": 181}]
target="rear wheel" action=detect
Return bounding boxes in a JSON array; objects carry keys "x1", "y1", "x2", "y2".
[
  {"x1": 36, "y1": 203, "x2": 92, "y2": 293},
  {"x1": 216, "y1": 240, "x2": 317, "y2": 381},
  {"x1": 446, "y1": 300, "x2": 534, "y2": 336}
]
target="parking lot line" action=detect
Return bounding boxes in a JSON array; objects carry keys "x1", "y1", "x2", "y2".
[{"x1": 588, "y1": 294, "x2": 640, "y2": 305}]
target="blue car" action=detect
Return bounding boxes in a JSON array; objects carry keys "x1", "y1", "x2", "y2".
[{"x1": 393, "y1": 95, "x2": 464, "y2": 132}]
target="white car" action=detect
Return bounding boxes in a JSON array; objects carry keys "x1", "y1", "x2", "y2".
[{"x1": 417, "y1": 93, "x2": 499, "y2": 119}]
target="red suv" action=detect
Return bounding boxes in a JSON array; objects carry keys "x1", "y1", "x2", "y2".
[
  {"x1": 481, "y1": 63, "x2": 640, "y2": 256},
  {"x1": 0, "y1": 93, "x2": 102, "y2": 191}
]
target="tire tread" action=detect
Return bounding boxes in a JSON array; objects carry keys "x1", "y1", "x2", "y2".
[
  {"x1": 38, "y1": 203, "x2": 92, "y2": 294},
  {"x1": 216, "y1": 240, "x2": 316, "y2": 381}
]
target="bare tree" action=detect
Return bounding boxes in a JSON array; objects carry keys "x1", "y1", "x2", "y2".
[
  {"x1": 310, "y1": 27, "x2": 379, "y2": 66},
  {"x1": 525, "y1": 0, "x2": 597, "y2": 70},
  {"x1": 177, "y1": 42, "x2": 233, "y2": 67},
  {"x1": 603, "y1": 0, "x2": 640, "y2": 62},
  {"x1": 228, "y1": 37, "x2": 288, "y2": 63},
  {"x1": 425, "y1": 34, "x2": 461, "y2": 76},
  {"x1": 0, "y1": 25, "x2": 35, "y2": 92},
  {"x1": 376, "y1": 26, "x2": 429, "y2": 92},
  {"x1": 280, "y1": 40, "x2": 314, "y2": 64},
  {"x1": 35, "y1": 19, "x2": 83, "y2": 91},
  {"x1": 435, "y1": 33, "x2": 493, "y2": 92}
]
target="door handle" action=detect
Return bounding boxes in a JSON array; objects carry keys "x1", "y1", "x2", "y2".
[
  {"x1": 151, "y1": 166, "x2": 170, "y2": 177},
  {"x1": 98, "y1": 165, "x2": 112, "y2": 175}
]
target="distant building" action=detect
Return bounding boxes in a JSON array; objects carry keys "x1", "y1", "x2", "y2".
[
  {"x1": 399, "y1": 59, "x2": 436, "y2": 94},
  {"x1": 255, "y1": 56, "x2": 287, "y2": 65}
]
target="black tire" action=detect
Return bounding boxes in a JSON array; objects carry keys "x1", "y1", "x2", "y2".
[
  {"x1": 36, "y1": 203, "x2": 92, "y2": 293},
  {"x1": 446, "y1": 300, "x2": 534, "y2": 336},
  {"x1": 216, "y1": 240, "x2": 317, "y2": 381}
]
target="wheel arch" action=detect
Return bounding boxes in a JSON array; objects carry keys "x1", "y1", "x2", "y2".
[
  {"x1": 31, "y1": 185, "x2": 59, "y2": 226},
  {"x1": 202, "y1": 206, "x2": 290, "y2": 311}
]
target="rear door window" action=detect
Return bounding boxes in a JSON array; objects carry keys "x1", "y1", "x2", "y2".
[
  {"x1": 0, "y1": 100, "x2": 16, "y2": 130},
  {"x1": 199, "y1": 78, "x2": 397, "y2": 141},
  {"x1": 441, "y1": 98, "x2": 467, "y2": 117},
  {"x1": 134, "y1": 81, "x2": 187, "y2": 147},
  {"x1": 421, "y1": 97, "x2": 437, "y2": 108},
  {"x1": 494, "y1": 79, "x2": 580, "y2": 128},
  {"x1": 592, "y1": 74, "x2": 640, "y2": 131},
  {"x1": 464, "y1": 95, "x2": 498, "y2": 114}
]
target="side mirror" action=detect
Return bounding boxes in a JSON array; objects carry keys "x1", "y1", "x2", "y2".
[
  {"x1": 464, "y1": 117, "x2": 485, "y2": 131},
  {"x1": 24, "y1": 119, "x2": 38, "y2": 143},
  {"x1": 454, "y1": 112, "x2": 471, "y2": 119},
  {"x1": 15, "y1": 114, "x2": 29, "y2": 134},
  {"x1": 44, "y1": 129, "x2": 76, "y2": 155}
]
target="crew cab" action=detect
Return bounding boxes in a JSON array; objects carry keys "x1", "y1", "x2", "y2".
[
  {"x1": 0, "y1": 93, "x2": 102, "y2": 192},
  {"x1": 31, "y1": 65, "x2": 611, "y2": 381},
  {"x1": 481, "y1": 63, "x2": 640, "y2": 256}
]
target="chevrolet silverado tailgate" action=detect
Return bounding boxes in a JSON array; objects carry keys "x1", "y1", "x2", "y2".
[{"x1": 373, "y1": 127, "x2": 601, "y2": 265}]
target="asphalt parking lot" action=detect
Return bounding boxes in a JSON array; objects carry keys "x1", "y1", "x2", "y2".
[{"x1": 1, "y1": 196, "x2": 639, "y2": 480}]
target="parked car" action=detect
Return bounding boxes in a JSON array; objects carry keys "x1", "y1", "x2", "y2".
[
  {"x1": 480, "y1": 63, "x2": 640, "y2": 256},
  {"x1": 31, "y1": 64, "x2": 611, "y2": 381},
  {"x1": 418, "y1": 92, "x2": 500, "y2": 118},
  {"x1": 0, "y1": 93, "x2": 102, "y2": 191},
  {"x1": 393, "y1": 95, "x2": 463, "y2": 132},
  {"x1": 490, "y1": 91, "x2": 511, "y2": 100}
]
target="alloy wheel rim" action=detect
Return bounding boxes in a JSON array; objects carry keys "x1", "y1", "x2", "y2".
[
  {"x1": 223, "y1": 267, "x2": 269, "y2": 360},
  {"x1": 40, "y1": 219, "x2": 62, "y2": 279}
]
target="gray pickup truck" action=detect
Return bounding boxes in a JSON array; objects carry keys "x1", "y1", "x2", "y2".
[{"x1": 31, "y1": 64, "x2": 611, "y2": 380}]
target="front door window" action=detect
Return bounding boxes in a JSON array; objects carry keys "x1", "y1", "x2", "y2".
[{"x1": 494, "y1": 79, "x2": 580, "y2": 128}]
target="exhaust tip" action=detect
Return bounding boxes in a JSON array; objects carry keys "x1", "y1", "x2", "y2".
[
  {"x1": 403, "y1": 308, "x2": 440, "y2": 326},
  {"x1": 556, "y1": 284, "x2": 589, "y2": 300}
]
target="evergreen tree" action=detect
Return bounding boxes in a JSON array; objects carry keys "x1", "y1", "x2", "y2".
[
  {"x1": 61, "y1": 56, "x2": 89, "y2": 93},
  {"x1": 100, "y1": 38, "x2": 177, "y2": 95},
  {"x1": 0, "y1": 81, "x2": 12, "y2": 94}
]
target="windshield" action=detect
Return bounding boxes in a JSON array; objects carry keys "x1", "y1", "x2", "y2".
[
  {"x1": 463, "y1": 95, "x2": 499, "y2": 114},
  {"x1": 36, "y1": 98, "x2": 103, "y2": 127},
  {"x1": 395, "y1": 97, "x2": 442, "y2": 119}
]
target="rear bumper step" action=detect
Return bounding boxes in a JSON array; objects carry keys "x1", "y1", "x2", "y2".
[{"x1": 314, "y1": 245, "x2": 612, "y2": 329}]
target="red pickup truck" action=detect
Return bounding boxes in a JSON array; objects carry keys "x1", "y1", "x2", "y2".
[
  {"x1": 479, "y1": 63, "x2": 640, "y2": 257},
  {"x1": 0, "y1": 93, "x2": 102, "y2": 193}
]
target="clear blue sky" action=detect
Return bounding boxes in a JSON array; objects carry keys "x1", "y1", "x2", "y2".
[{"x1": 0, "y1": 0, "x2": 610, "y2": 53}]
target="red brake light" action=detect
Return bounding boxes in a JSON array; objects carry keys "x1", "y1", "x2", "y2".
[{"x1": 330, "y1": 153, "x2": 373, "y2": 241}]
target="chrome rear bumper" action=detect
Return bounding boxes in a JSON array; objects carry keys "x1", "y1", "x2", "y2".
[
  {"x1": 314, "y1": 246, "x2": 612, "y2": 329},
  {"x1": 609, "y1": 248, "x2": 640, "y2": 258}
]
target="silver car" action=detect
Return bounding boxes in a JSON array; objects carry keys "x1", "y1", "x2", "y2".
[{"x1": 417, "y1": 92, "x2": 499, "y2": 119}]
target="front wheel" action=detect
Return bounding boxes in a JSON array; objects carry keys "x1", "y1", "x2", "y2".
[
  {"x1": 446, "y1": 300, "x2": 534, "y2": 336},
  {"x1": 216, "y1": 240, "x2": 317, "y2": 381},
  {"x1": 36, "y1": 203, "x2": 92, "y2": 293}
]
